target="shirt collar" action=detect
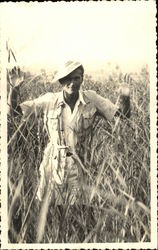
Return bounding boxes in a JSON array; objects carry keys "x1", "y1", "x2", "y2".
[
  {"x1": 79, "y1": 91, "x2": 86, "y2": 105},
  {"x1": 57, "y1": 90, "x2": 86, "y2": 108}
]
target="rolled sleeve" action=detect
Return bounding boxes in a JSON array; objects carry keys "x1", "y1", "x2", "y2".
[
  {"x1": 86, "y1": 90, "x2": 118, "y2": 121},
  {"x1": 20, "y1": 92, "x2": 54, "y2": 119},
  {"x1": 20, "y1": 99, "x2": 35, "y2": 119}
]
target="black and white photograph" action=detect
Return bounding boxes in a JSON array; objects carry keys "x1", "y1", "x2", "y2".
[{"x1": 0, "y1": 1, "x2": 157, "y2": 249}]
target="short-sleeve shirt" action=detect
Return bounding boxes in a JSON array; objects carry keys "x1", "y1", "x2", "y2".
[{"x1": 20, "y1": 90, "x2": 118, "y2": 188}]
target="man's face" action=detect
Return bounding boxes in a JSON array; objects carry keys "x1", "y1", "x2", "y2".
[{"x1": 60, "y1": 68, "x2": 83, "y2": 95}]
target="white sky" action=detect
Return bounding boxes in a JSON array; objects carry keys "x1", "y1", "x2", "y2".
[{"x1": 0, "y1": 1, "x2": 156, "y2": 72}]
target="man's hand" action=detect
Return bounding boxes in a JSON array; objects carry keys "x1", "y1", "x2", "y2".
[
  {"x1": 116, "y1": 75, "x2": 131, "y2": 119},
  {"x1": 119, "y1": 83, "x2": 130, "y2": 97},
  {"x1": 7, "y1": 67, "x2": 24, "y2": 116},
  {"x1": 8, "y1": 66, "x2": 24, "y2": 89}
]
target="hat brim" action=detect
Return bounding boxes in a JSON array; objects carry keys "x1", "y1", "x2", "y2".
[{"x1": 52, "y1": 61, "x2": 82, "y2": 83}]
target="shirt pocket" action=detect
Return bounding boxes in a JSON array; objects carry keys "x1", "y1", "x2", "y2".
[
  {"x1": 82, "y1": 105, "x2": 97, "y2": 130},
  {"x1": 46, "y1": 110, "x2": 59, "y2": 131}
]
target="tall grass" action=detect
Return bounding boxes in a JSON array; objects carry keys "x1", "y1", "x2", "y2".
[{"x1": 7, "y1": 66, "x2": 150, "y2": 243}]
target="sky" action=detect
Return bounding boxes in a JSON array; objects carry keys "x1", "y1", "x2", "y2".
[{"x1": 0, "y1": 1, "x2": 156, "y2": 73}]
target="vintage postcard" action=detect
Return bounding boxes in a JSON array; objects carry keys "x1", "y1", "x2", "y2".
[{"x1": 0, "y1": 1, "x2": 157, "y2": 249}]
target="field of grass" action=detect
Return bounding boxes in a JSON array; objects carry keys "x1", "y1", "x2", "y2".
[{"x1": 7, "y1": 65, "x2": 150, "y2": 243}]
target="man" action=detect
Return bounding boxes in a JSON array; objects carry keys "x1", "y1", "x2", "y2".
[{"x1": 8, "y1": 60, "x2": 130, "y2": 241}]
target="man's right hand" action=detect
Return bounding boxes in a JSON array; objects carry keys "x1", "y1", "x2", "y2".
[
  {"x1": 7, "y1": 67, "x2": 24, "y2": 116},
  {"x1": 8, "y1": 66, "x2": 24, "y2": 89}
]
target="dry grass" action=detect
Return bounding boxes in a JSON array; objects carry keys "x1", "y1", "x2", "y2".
[{"x1": 7, "y1": 66, "x2": 150, "y2": 243}]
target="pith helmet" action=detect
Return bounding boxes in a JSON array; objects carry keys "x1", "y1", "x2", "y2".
[{"x1": 53, "y1": 60, "x2": 83, "y2": 83}]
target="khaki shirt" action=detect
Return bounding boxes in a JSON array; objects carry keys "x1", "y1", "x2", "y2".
[{"x1": 21, "y1": 90, "x2": 118, "y2": 137}]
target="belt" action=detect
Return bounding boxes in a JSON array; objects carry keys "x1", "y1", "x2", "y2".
[{"x1": 56, "y1": 145, "x2": 73, "y2": 157}]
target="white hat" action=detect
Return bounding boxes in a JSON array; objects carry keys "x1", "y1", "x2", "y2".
[{"x1": 53, "y1": 60, "x2": 82, "y2": 83}]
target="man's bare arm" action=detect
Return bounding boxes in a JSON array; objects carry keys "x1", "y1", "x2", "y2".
[{"x1": 115, "y1": 83, "x2": 131, "y2": 119}]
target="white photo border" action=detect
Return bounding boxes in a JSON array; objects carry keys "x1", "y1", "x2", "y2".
[{"x1": 0, "y1": 1, "x2": 157, "y2": 249}]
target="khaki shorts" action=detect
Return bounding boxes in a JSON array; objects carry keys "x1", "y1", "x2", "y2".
[{"x1": 36, "y1": 150, "x2": 82, "y2": 205}]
